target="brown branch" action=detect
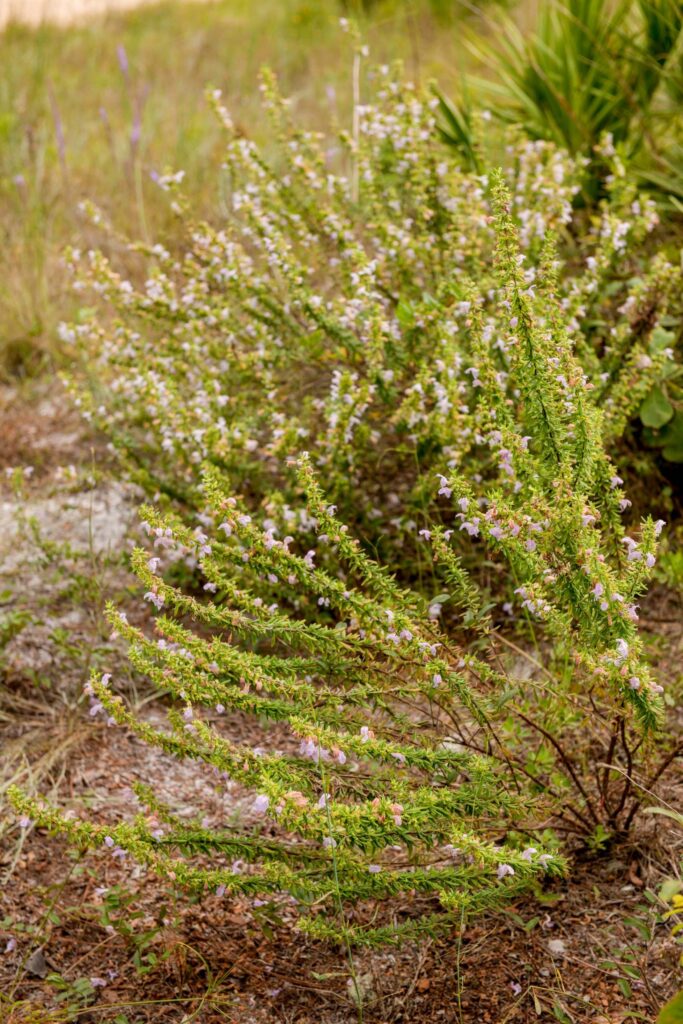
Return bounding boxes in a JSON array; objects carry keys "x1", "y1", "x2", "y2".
[{"x1": 514, "y1": 709, "x2": 601, "y2": 825}]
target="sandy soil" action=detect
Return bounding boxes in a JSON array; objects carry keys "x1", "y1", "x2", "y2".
[{"x1": 0, "y1": 0, "x2": 214, "y2": 29}]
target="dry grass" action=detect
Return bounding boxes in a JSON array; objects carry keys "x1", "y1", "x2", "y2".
[{"x1": 0, "y1": 0, "x2": 479, "y2": 376}]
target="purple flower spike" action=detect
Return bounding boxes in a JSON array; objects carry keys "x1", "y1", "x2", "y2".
[{"x1": 117, "y1": 44, "x2": 129, "y2": 77}]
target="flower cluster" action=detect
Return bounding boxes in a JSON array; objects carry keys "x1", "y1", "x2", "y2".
[{"x1": 62, "y1": 65, "x2": 678, "y2": 581}]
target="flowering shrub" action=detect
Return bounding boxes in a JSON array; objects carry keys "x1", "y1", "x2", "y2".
[
  {"x1": 62, "y1": 64, "x2": 679, "y2": 575},
  {"x1": 10, "y1": 150, "x2": 671, "y2": 942},
  {"x1": 9, "y1": 455, "x2": 565, "y2": 944},
  {"x1": 7, "y1": 392, "x2": 664, "y2": 939}
]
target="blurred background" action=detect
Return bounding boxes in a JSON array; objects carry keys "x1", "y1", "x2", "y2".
[{"x1": 0, "y1": 0, "x2": 532, "y2": 376}]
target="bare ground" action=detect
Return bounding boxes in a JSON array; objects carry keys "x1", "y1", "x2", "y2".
[{"x1": 2, "y1": 723, "x2": 682, "y2": 1022}]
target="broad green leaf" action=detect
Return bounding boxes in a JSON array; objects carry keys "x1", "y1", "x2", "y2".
[
  {"x1": 640, "y1": 387, "x2": 674, "y2": 428},
  {"x1": 650, "y1": 327, "x2": 676, "y2": 353},
  {"x1": 395, "y1": 299, "x2": 415, "y2": 327},
  {"x1": 657, "y1": 991, "x2": 683, "y2": 1024},
  {"x1": 657, "y1": 410, "x2": 683, "y2": 447}
]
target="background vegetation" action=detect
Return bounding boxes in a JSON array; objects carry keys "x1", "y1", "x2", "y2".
[{"x1": 0, "y1": 0, "x2": 479, "y2": 375}]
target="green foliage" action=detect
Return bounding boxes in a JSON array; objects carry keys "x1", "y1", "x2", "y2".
[
  {"x1": 443, "y1": 0, "x2": 683, "y2": 203},
  {"x1": 434, "y1": 86, "x2": 482, "y2": 172},
  {"x1": 64, "y1": 63, "x2": 679, "y2": 554},
  {"x1": 94, "y1": 884, "x2": 170, "y2": 973},
  {"x1": 9, "y1": 62, "x2": 674, "y2": 947},
  {"x1": 657, "y1": 990, "x2": 683, "y2": 1024},
  {"x1": 639, "y1": 329, "x2": 683, "y2": 462},
  {"x1": 46, "y1": 974, "x2": 98, "y2": 1019},
  {"x1": 640, "y1": 386, "x2": 674, "y2": 429}
]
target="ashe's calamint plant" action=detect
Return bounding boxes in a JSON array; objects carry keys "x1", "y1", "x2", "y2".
[
  {"x1": 63, "y1": 62, "x2": 680, "y2": 571},
  {"x1": 11, "y1": 176, "x2": 667, "y2": 944}
]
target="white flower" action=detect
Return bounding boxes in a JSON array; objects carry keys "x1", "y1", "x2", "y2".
[
  {"x1": 252, "y1": 794, "x2": 270, "y2": 815},
  {"x1": 614, "y1": 638, "x2": 629, "y2": 662}
]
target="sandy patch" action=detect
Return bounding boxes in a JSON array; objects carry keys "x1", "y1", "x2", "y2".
[{"x1": 1, "y1": 0, "x2": 215, "y2": 29}]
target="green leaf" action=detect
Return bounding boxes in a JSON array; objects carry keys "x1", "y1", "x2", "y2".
[
  {"x1": 656, "y1": 410, "x2": 683, "y2": 447},
  {"x1": 660, "y1": 878, "x2": 683, "y2": 902},
  {"x1": 640, "y1": 387, "x2": 674, "y2": 428},
  {"x1": 623, "y1": 915, "x2": 650, "y2": 941},
  {"x1": 663, "y1": 446, "x2": 683, "y2": 463},
  {"x1": 552, "y1": 1001, "x2": 573, "y2": 1023},
  {"x1": 657, "y1": 990, "x2": 683, "y2": 1024},
  {"x1": 644, "y1": 806, "x2": 683, "y2": 826},
  {"x1": 505, "y1": 911, "x2": 526, "y2": 927},
  {"x1": 395, "y1": 299, "x2": 415, "y2": 328},
  {"x1": 650, "y1": 327, "x2": 676, "y2": 353}
]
